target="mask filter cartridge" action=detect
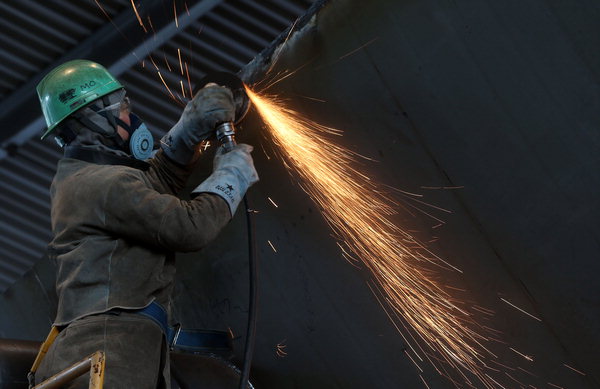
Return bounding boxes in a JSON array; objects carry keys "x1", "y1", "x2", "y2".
[
  {"x1": 127, "y1": 113, "x2": 154, "y2": 160},
  {"x1": 129, "y1": 122, "x2": 153, "y2": 160}
]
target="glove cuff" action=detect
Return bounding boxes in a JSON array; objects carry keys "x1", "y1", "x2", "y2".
[
  {"x1": 160, "y1": 120, "x2": 205, "y2": 166},
  {"x1": 192, "y1": 168, "x2": 247, "y2": 216}
]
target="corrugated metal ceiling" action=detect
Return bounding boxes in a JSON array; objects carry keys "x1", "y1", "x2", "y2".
[{"x1": 0, "y1": 0, "x2": 315, "y2": 292}]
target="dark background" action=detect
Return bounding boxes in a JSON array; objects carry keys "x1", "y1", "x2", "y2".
[{"x1": 1, "y1": 0, "x2": 599, "y2": 388}]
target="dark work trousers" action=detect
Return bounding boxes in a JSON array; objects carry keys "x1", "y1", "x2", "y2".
[{"x1": 35, "y1": 312, "x2": 169, "y2": 389}]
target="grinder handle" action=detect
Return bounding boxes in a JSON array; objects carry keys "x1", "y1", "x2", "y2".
[{"x1": 216, "y1": 122, "x2": 237, "y2": 152}]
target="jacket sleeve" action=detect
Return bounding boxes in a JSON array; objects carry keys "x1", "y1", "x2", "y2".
[
  {"x1": 144, "y1": 149, "x2": 196, "y2": 195},
  {"x1": 102, "y1": 170, "x2": 231, "y2": 252}
]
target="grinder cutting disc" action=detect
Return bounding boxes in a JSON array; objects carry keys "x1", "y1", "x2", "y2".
[{"x1": 194, "y1": 72, "x2": 250, "y2": 125}]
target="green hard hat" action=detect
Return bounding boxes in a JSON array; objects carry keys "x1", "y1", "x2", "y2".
[{"x1": 36, "y1": 59, "x2": 124, "y2": 140}]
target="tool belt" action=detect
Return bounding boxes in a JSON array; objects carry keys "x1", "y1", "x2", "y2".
[
  {"x1": 133, "y1": 301, "x2": 232, "y2": 355},
  {"x1": 28, "y1": 302, "x2": 232, "y2": 387}
]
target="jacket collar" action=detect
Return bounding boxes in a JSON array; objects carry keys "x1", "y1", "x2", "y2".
[{"x1": 64, "y1": 145, "x2": 150, "y2": 171}]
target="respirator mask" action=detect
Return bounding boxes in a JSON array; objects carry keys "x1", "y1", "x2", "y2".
[
  {"x1": 55, "y1": 93, "x2": 155, "y2": 161},
  {"x1": 99, "y1": 96, "x2": 154, "y2": 160}
]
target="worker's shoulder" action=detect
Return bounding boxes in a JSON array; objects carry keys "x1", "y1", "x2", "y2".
[{"x1": 55, "y1": 157, "x2": 147, "y2": 187}]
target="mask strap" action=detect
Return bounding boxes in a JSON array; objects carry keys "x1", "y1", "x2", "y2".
[
  {"x1": 97, "y1": 101, "x2": 122, "y2": 112},
  {"x1": 76, "y1": 103, "x2": 128, "y2": 150},
  {"x1": 84, "y1": 104, "x2": 123, "y2": 140},
  {"x1": 114, "y1": 117, "x2": 133, "y2": 133},
  {"x1": 102, "y1": 96, "x2": 118, "y2": 130},
  {"x1": 74, "y1": 114, "x2": 114, "y2": 137}
]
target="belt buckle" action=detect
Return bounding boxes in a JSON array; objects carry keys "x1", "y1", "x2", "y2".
[{"x1": 170, "y1": 323, "x2": 182, "y2": 349}]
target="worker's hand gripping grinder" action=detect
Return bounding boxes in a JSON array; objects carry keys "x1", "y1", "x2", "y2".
[
  {"x1": 189, "y1": 72, "x2": 257, "y2": 218},
  {"x1": 195, "y1": 72, "x2": 251, "y2": 150}
]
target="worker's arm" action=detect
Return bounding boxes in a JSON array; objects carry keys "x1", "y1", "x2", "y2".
[
  {"x1": 144, "y1": 148, "x2": 195, "y2": 195},
  {"x1": 160, "y1": 84, "x2": 234, "y2": 166},
  {"x1": 103, "y1": 144, "x2": 258, "y2": 252},
  {"x1": 144, "y1": 84, "x2": 235, "y2": 195},
  {"x1": 103, "y1": 173, "x2": 230, "y2": 252}
]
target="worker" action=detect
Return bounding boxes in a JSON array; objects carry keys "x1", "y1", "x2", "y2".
[{"x1": 31, "y1": 59, "x2": 258, "y2": 388}]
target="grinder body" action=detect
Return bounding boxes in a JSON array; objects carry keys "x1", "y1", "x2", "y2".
[
  {"x1": 216, "y1": 122, "x2": 237, "y2": 151},
  {"x1": 194, "y1": 72, "x2": 250, "y2": 150}
]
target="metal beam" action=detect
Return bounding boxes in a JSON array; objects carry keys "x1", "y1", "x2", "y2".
[
  {"x1": 107, "y1": 0, "x2": 223, "y2": 75},
  {"x1": 0, "y1": 0, "x2": 222, "y2": 159}
]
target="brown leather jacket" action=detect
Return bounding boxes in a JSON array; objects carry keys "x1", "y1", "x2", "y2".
[{"x1": 48, "y1": 147, "x2": 231, "y2": 326}]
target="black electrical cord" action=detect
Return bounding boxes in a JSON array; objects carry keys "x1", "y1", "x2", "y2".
[
  {"x1": 238, "y1": 195, "x2": 258, "y2": 389},
  {"x1": 207, "y1": 71, "x2": 256, "y2": 388}
]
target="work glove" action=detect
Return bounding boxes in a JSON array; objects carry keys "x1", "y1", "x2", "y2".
[
  {"x1": 160, "y1": 84, "x2": 235, "y2": 165},
  {"x1": 192, "y1": 144, "x2": 259, "y2": 216}
]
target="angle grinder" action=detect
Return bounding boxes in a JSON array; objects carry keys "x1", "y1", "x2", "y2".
[{"x1": 194, "y1": 72, "x2": 251, "y2": 151}]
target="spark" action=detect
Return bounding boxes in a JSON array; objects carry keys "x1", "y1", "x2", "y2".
[
  {"x1": 563, "y1": 363, "x2": 585, "y2": 376},
  {"x1": 500, "y1": 298, "x2": 542, "y2": 321},
  {"x1": 246, "y1": 87, "x2": 507, "y2": 387},
  {"x1": 472, "y1": 305, "x2": 495, "y2": 317},
  {"x1": 402, "y1": 195, "x2": 453, "y2": 214},
  {"x1": 157, "y1": 71, "x2": 176, "y2": 101},
  {"x1": 94, "y1": 0, "x2": 139, "y2": 59},
  {"x1": 262, "y1": 62, "x2": 315, "y2": 91},
  {"x1": 295, "y1": 94, "x2": 327, "y2": 103},
  {"x1": 147, "y1": 15, "x2": 156, "y2": 38},
  {"x1": 163, "y1": 52, "x2": 172, "y2": 72},
  {"x1": 177, "y1": 48, "x2": 184, "y2": 75},
  {"x1": 419, "y1": 374, "x2": 431, "y2": 389},
  {"x1": 94, "y1": 0, "x2": 112, "y2": 20},
  {"x1": 421, "y1": 186, "x2": 465, "y2": 190},
  {"x1": 504, "y1": 372, "x2": 525, "y2": 387},
  {"x1": 267, "y1": 240, "x2": 277, "y2": 253},
  {"x1": 267, "y1": 197, "x2": 279, "y2": 208},
  {"x1": 276, "y1": 340, "x2": 288, "y2": 357},
  {"x1": 404, "y1": 349, "x2": 423, "y2": 372},
  {"x1": 336, "y1": 242, "x2": 362, "y2": 267},
  {"x1": 401, "y1": 200, "x2": 448, "y2": 226},
  {"x1": 485, "y1": 374, "x2": 507, "y2": 389},
  {"x1": 490, "y1": 360, "x2": 515, "y2": 371},
  {"x1": 173, "y1": 0, "x2": 179, "y2": 28},
  {"x1": 482, "y1": 325, "x2": 503, "y2": 334},
  {"x1": 149, "y1": 55, "x2": 160, "y2": 70},
  {"x1": 444, "y1": 285, "x2": 466, "y2": 292},
  {"x1": 338, "y1": 37, "x2": 379, "y2": 60},
  {"x1": 484, "y1": 363, "x2": 501, "y2": 372},
  {"x1": 547, "y1": 383, "x2": 564, "y2": 389},
  {"x1": 509, "y1": 347, "x2": 534, "y2": 362},
  {"x1": 184, "y1": 62, "x2": 193, "y2": 97},
  {"x1": 517, "y1": 366, "x2": 537, "y2": 377},
  {"x1": 130, "y1": 0, "x2": 148, "y2": 32},
  {"x1": 266, "y1": 17, "x2": 301, "y2": 76},
  {"x1": 381, "y1": 183, "x2": 424, "y2": 197},
  {"x1": 180, "y1": 80, "x2": 186, "y2": 98},
  {"x1": 260, "y1": 142, "x2": 272, "y2": 160}
]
